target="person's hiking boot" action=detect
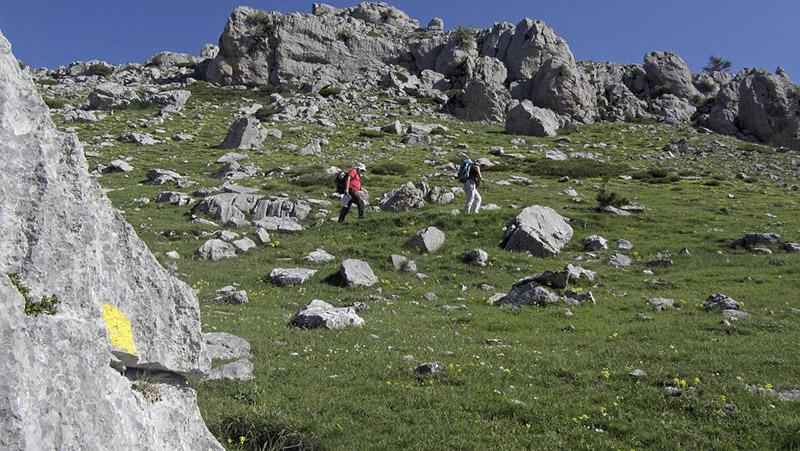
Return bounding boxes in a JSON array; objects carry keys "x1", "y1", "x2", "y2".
[{"x1": 338, "y1": 208, "x2": 348, "y2": 223}]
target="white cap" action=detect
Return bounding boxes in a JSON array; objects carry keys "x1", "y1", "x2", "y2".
[{"x1": 356, "y1": 163, "x2": 367, "y2": 172}]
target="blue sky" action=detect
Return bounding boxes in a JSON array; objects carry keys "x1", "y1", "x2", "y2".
[{"x1": 1, "y1": 0, "x2": 797, "y2": 80}]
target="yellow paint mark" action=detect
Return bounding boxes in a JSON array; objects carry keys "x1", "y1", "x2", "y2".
[{"x1": 101, "y1": 303, "x2": 137, "y2": 355}]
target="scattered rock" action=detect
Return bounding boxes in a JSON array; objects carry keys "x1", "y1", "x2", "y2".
[
  {"x1": 649, "y1": 298, "x2": 677, "y2": 311},
  {"x1": 197, "y1": 239, "x2": 237, "y2": 261},
  {"x1": 704, "y1": 293, "x2": 740, "y2": 311},
  {"x1": 609, "y1": 253, "x2": 632, "y2": 267},
  {"x1": 407, "y1": 227, "x2": 445, "y2": 253},
  {"x1": 204, "y1": 332, "x2": 251, "y2": 361},
  {"x1": 339, "y1": 259, "x2": 378, "y2": 287},
  {"x1": 269, "y1": 268, "x2": 317, "y2": 286},
  {"x1": 204, "y1": 359, "x2": 253, "y2": 381},
  {"x1": 290, "y1": 300, "x2": 364, "y2": 330},
  {"x1": 305, "y1": 248, "x2": 336, "y2": 264},
  {"x1": 414, "y1": 361, "x2": 446, "y2": 374},
  {"x1": 209, "y1": 286, "x2": 249, "y2": 304},
  {"x1": 582, "y1": 235, "x2": 608, "y2": 251},
  {"x1": 463, "y1": 249, "x2": 489, "y2": 267},
  {"x1": 501, "y1": 206, "x2": 573, "y2": 256}
]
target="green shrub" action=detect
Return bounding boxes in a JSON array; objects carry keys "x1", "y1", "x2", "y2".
[
  {"x1": 318, "y1": 86, "x2": 342, "y2": 98},
  {"x1": 633, "y1": 167, "x2": 681, "y2": 184},
  {"x1": 738, "y1": 141, "x2": 774, "y2": 154},
  {"x1": 88, "y1": 63, "x2": 114, "y2": 77},
  {"x1": 123, "y1": 100, "x2": 157, "y2": 111},
  {"x1": 36, "y1": 78, "x2": 58, "y2": 86},
  {"x1": 7, "y1": 273, "x2": 60, "y2": 317},
  {"x1": 453, "y1": 57, "x2": 471, "y2": 76},
  {"x1": 360, "y1": 129, "x2": 383, "y2": 138},
  {"x1": 254, "y1": 105, "x2": 283, "y2": 121},
  {"x1": 371, "y1": 161, "x2": 409, "y2": 176},
  {"x1": 596, "y1": 180, "x2": 629, "y2": 208},
  {"x1": 453, "y1": 27, "x2": 475, "y2": 50},
  {"x1": 43, "y1": 97, "x2": 67, "y2": 109},
  {"x1": 394, "y1": 71, "x2": 409, "y2": 83},
  {"x1": 337, "y1": 29, "x2": 354, "y2": 42},
  {"x1": 445, "y1": 88, "x2": 463, "y2": 99},
  {"x1": 210, "y1": 413, "x2": 320, "y2": 451},
  {"x1": 557, "y1": 64, "x2": 573, "y2": 78},
  {"x1": 525, "y1": 158, "x2": 631, "y2": 179}
]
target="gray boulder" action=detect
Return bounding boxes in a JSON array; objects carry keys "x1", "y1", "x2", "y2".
[
  {"x1": 379, "y1": 181, "x2": 426, "y2": 211},
  {"x1": 644, "y1": 51, "x2": 699, "y2": 99},
  {"x1": 203, "y1": 332, "x2": 250, "y2": 361},
  {"x1": 464, "y1": 249, "x2": 489, "y2": 267},
  {"x1": 150, "y1": 89, "x2": 191, "y2": 113},
  {"x1": 146, "y1": 168, "x2": 185, "y2": 186},
  {"x1": 197, "y1": 239, "x2": 237, "y2": 261},
  {"x1": 609, "y1": 253, "x2": 632, "y2": 267},
  {"x1": 530, "y1": 264, "x2": 595, "y2": 289},
  {"x1": 704, "y1": 293, "x2": 740, "y2": 311},
  {"x1": 305, "y1": 248, "x2": 336, "y2": 264},
  {"x1": 498, "y1": 283, "x2": 560, "y2": 308},
  {"x1": 269, "y1": 268, "x2": 317, "y2": 286},
  {"x1": 105, "y1": 159, "x2": 133, "y2": 173},
  {"x1": 290, "y1": 299, "x2": 364, "y2": 329},
  {"x1": 505, "y1": 100, "x2": 560, "y2": 137},
  {"x1": 339, "y1": 259, "x2": 378, "y2": 287},
  {"x1": 448, "y1": 56, "x2": 510, "y2": 122},
  {"x1": 204, "y1": 359, "x2": 253, "y2": 381},
  {"x1": 501, "y1": 206, "x2": 573, "y2": 256},
  {"x1": 0, "y1": 31, "x2": 219, "y2": 449},
  {"x1": 154, "y1": 191, "x2": 192, "y2": 206},
  {"x1": 649, "y1": 298, "x2": 677, "y2": 311},
  {"x1": 220, "y1": 116, "x2": 266, "y2": 149},
  {"x1": 648, "y1": 94, "x2": 696, "y2": 123},
  {"x1": 88, "y1": 82, "x2": 141, "y2": 110},
  {"x1": 407, "y1": 226, "x2": 446, "y2": 253},
  {"x1": 582, "y1": 235, "x2": 608, "y2": 251},
  {"x1": 209, "y1": 287, "x2": 249, "y2": 304}
]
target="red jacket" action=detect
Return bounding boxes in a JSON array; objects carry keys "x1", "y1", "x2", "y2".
[{"x1": 347, "y1": 168, "x2": 362, "y2": 191}]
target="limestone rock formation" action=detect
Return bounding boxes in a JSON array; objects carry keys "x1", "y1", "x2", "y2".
[
  {"x1": 737, "y1": 69, "x2": 800, "y2": 149},
  {"x1": 290, "y1": 299, "x2": 365, "y2": 329},
  {"x1": 220, "y1": 116, "x2": 267, "y2": 149},
  {"x1": 0, "y1": 31, "x2": 220, "y2": 449}
]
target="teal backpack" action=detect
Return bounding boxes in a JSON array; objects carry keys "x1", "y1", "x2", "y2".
[{"x1": 457, "y1": 158, "x2": 474, "y2": 182}]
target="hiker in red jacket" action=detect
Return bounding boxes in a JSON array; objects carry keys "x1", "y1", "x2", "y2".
[{"x1": 338, "y1": 163, "x2": 367, "y2": 222}]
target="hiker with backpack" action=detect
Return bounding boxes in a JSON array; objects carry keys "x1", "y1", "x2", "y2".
[
  {"x1": 458, "y1": 155, "x2": 482, "y2": 214},
  {"x1": 337, "y1": 163, "x2": 367, "y2": 222}
]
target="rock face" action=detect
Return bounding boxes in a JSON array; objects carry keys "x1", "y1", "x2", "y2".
[
  {"x1": 198, "y1": 4, "x2": 800, "y2": 149},
  {"x1": 501, "y1": 206, "x2": 573, "y2": 256},
  {"x1": 0, "y1": 32, "x2": 220, "y2": 449},
  {"x1": 204, "y1": 5, "x2": 416, "y2": 87}
]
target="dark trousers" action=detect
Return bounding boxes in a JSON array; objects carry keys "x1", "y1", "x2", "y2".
[{"x1": 338, "y1": 190, "x2": 365, "y2": 222}]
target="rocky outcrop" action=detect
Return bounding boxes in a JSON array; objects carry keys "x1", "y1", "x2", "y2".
[
  {"x1": 447, "y1": 56, "x2": 510, "y2": 122},
  {"x1": 203, "y1": 4, "x2": 416, "y2": 87},
  {"x1": 0, "y1": 32, "x2": 220, "y2": 449},
  {"x1": 220, "y1": 116, "x2": 267, "y2": 149}
]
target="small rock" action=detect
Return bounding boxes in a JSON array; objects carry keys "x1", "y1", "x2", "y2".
[{"x1": 414, "y1": 362, "x2": 445, "y2": 374}]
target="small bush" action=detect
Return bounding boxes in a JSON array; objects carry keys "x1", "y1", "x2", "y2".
[
  {"x1": 133, "y1": 379, "x2": 162, "y2": 403},
  {"x1": 123, "y1": 100, "x2": 156, "y2": 111},
  {"x1": 633, "y1": 167, "x2": 680, "y2": 184},
  {"x1": 360, "y1": 129, "x2": 383, "y2": 138},
  {"x1": 36, "y1": 78, "x2": 59, "y2": 86},
  {"x1": 43, "y1": 97, "x2": 67, "y2": 109},
  {"x1": 212, "y1": 414, "x2": 320, "y2": 451},
  {"x1": 337, "y1": 29, "x2": 354, "y2": 42},
  {"x1": 525, "y1": 158, "x2": 631, "y2": 179},
  {"x1": 596, "y1": 180, "x2": 629, "y2": 208},
  {"x1": 88, "y1": 63, "x2": 114, "y2": 77},
  {"x1": 367, "y1": 29, "x2": 384, "y2": 38},
  {"x1": 394, "y1": 71, "x2": 409, "y2": 83},
  {"x1": 371, "y1": 161, "x2": 409, "y2": 176},
  {"x1": 318, "y1": 86, "x2": 342, "y2": 98},
  {"x1": 453, "y1": 57, "x2": 471, "y2": 76},
  {"x1": 557, "y1": 64, "x2": 573, "y2": 78},
  {"x1": 445, "y1": 88, "x2": 463, "y2": 99},
  {"x1": 704, "y1": 179, "x2": 722, "y2": 187},
  {"x1": 254, "y1": 105, "x2": 283, "y2": 121},
  {"x1": 7, "y1": 273, "x2": 60, "y2": 317},
  {"x1": 737, "y1": 142, "x2": 774, "y2": 154},
  {"x1": 453, "y1": 27, "x2": 475, "y2": 50}
]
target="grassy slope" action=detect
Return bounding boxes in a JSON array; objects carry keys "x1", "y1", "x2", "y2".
[{"x1": 56, "y1": 82, "x2": 800, "y2": 450}]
